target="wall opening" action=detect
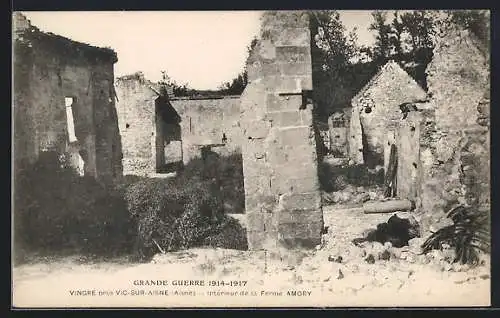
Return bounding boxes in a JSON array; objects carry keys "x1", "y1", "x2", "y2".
[
  {"x1": 155, "y1": 97, "x2": 183, "y2": 173},
  {"x1": 64, "y1": 96, "x2": 84, "y2": 176},
  {"x1": 65, "y1": 97, "x2": 77, "y2": 143}
]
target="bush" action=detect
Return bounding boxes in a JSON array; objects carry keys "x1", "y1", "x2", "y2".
[
  {"x1": 13, "y1": 151, "x2": 136, "y2": 258},
  {"x1": 125, "y1": 172, "x2": 247, "y2": 260},
  {"x1": 421, "y1": 204, "x2": 490, "y2": 265},
  {"x1": 180, "y1": 151, "x2": 245, "y2": 214}
]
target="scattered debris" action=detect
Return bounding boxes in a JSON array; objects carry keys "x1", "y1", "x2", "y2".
[
  {"x1": 379, "y1": 250, "x2": 391, "y2": 261},
  {"x1": 337, "y1": 269, "x2": 344, "y2": 280},
  {"x1": 353, "y1": 214, "x2": 421, "y2": 248},
  {"x1": 365, "y1": 254, "x2": 375, "y2": 264}
]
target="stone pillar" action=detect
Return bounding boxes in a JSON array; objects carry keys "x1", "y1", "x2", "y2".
[{"x1": 240, "y1": 11, "x2": 323, "y2": 250}]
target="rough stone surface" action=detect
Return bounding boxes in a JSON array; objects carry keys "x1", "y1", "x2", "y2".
[
  {"x1": 403, "y1": 27, "x2": 490, "y2": 235},
  {"x1": 115, "y1": 75, "x2": 241, "y2": 175},
  {"x1": 241, "y1": 11, "x2": 323, "y2": 250},
  {"x1": 171, "y1": 96, "x2": 242, "y2": 163},
  {"x1": 350, "y1": 60, "x2": 428, "y2": 167},
  {"x1": 115, "y1": 74, "x2": 161, "y2": 176},
  {"x1": 13, "y1": 13, "x2": 122, "y2": 184}
]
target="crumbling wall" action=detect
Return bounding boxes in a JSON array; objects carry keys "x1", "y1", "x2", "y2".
[
  {"x1": 170, "y1": 96, "x2": 242, "y2": 163},
  {"x1": 392, "y1": 106, "x2": 435, "y2": 202},
  {"x1": 328, "y1": 111, "x2": 347, "y2": 157},
  {"x1": 417, "y1": 27, "x2": 490, "y2": 234},
  {"x1": 351, "y1": 60, "x2": 428, "y2": 167},
  {"x1": 115, "y1": 74, "x2": 158, "y2": 176},
  {"x1": 240, "y1": 11, "x2": 323, "y2": 250},
  {"x1": 13, "y1": 13, "x2": 122, "y2": 183}
]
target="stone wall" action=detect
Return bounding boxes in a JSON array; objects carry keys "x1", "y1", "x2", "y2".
[
  {"x1": 327, "y1": 111, "x2": 348, "y2": 157},
  {"x1": 115, "y1": 74, "x2": 158, "y2": 176},
  {"x1": 170, "y1": 96, "x2": 242, "y2": 163},
  {"x1": 240, "y1": 11, "x2": 323, "y2": 250},
  {"x1": 397, "y1": 27, "x2": 490, "y2": 235},
  {"x1": 115, "y1": 76, "x2": 242, "y2": 173},
  {"x1": 13, "y1": 13, "x2": 122, "y2": 184},
  {"x1": 350, "y1": 60, "x2": 428, "y2": 167}
]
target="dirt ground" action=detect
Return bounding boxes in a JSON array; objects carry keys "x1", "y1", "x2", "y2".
[{"x1": 12, "y1": 205, "x2": 490, "y2": 308}]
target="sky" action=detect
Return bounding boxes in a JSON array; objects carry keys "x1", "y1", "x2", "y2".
[{"x1": 20, "y1": 11, "x2": 378, "y2": 90}]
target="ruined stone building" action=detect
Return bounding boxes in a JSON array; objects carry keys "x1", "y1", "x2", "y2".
[
  {"x1": 240, "y1": 11, "x2": 323, "y2": 250},
  {"x1": 115, "y1": 74, "x2": 242, "y2": 176},
  {"x1": 171, "y1": 96, "x2": 242, "y2": 164},
  {"x1": 327, "y1": 110, "x2": 349, "y2": 157},
  {"x1": 12, "y1": 13, "x2": 123, "y2": 184},
  {"x1": 115, "y1": 73, "x2": 182, "y2": 176},
  {"x1": 387, "y1": 26, "x2": 490, "y2": 235},
  {"x1": 418, "y1": 27, "x2": 490, "y2": 233},
  {"x1": 348, "y1": 60, "x2": 428, "y2": 167}
]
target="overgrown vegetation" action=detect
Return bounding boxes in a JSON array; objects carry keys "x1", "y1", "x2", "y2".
[
  {"x1": 181, "y1": 152, "x2": 245, "y2": 215},
  {"x1": 13, "y1": 152, "x2": 135, "y2": 263},
  {"x1": 126, "y1": 152, "x2": 247, "y2": 260},
  {"x1": 14, "y1": 150, "x2": 247, "y2": 263},
  {"x1": 309, "y1": 10, "x2": 490, "y2": 121},
  {"x1": 421, "y1": 204, "x2": 490, "y2": 266}
]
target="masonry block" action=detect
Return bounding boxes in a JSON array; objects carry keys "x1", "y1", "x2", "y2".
[
  {"x1": 275, "y1": 28, "x2": 310, "y2": 47},
  {"x1": 278, "y1": 221, "x2": 323, "y2": 242},
  {"x1": 270, "y1": 175, "x2": 319, "y2": 195},
  {"x1": 279, "y1": 208, "x2": 324, "y2": 225},
  {"x1": 241, "y1": 11, "x2": 322, "y2": 251},
  {"x1": 278, "y1": 126, "x2": 313, "y2": 145},
  {"x1": 266, "y1": 94, "x2": 303, "y2": 112},
  {"x1": 241, "y1": 120, "x2": 271, "y2": 139},
  {"x1": 300, "y1": 108, "x2": 313, "y2": 126},
  {"x1": 278, "y1": 192, "x2": 322, "y2": 211},
  {"x1": 247, "y1": 231, "x2": 279, "y2": 250},
  {"x1": 266, "y1": 76, "x2": 313, "y2": 93},
  {"x1": 244, "y1": 175, "x2": 271, "y2": 197},
  {"x1": 276, "y1": 46, "x2": 311, "y2": 64},
  {"x1": 266, "y1": 111, "x2": 302, "y2": 127},
  {"x1": 278, "y1": 62, "x2": 312, "y2": 77}
]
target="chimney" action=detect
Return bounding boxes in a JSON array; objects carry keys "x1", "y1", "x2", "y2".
[{"x1": 12, "y1": 12, "x2": 31, "y2": 37}]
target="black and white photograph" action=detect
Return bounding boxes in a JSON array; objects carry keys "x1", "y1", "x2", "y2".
[{"x1": 11, "y1": 10, "x2": 491, "y2": 307}]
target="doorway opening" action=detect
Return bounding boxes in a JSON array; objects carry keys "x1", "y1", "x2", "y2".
[{"x1": 154, "y1": 96, "x2": 183, "y2": 173}]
